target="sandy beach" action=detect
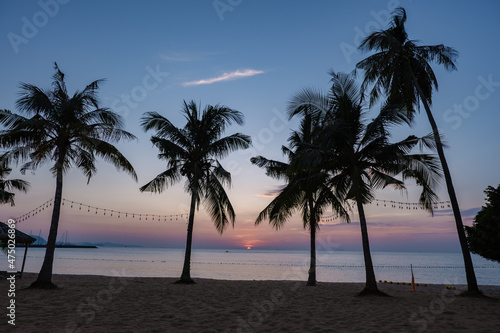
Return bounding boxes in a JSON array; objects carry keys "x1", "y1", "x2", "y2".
[{"x1": 1, "y1": 273, "x2": 499, "y2": 333}]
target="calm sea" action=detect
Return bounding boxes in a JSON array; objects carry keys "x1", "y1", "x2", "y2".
[{"x1": 3, "y1": 247, "x2": 499, "y2": 285}]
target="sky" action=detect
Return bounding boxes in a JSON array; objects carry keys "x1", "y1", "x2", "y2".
[{"x1": 1, "y1": 0, "x2": 499, "y2": 252}]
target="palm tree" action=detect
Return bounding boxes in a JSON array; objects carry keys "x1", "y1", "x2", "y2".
[
  {"x1": 356, "y1": 7, "x2": 480, "y2": 294},
  {"x1": 140, "y1": 100, "x2": 251, "y2": 284},
  {"x1": 0, "y1": 63, "x2": 137, "y2": 289},
  {"x1": 251, "y1": 113, "x2": 349, "y2": 286},
  {"x1": 0, "y1": 155, "x2": 30, "y2": 206},
  {"x1": 290, "y1": 72, "x2": 442, "y2": 295}
]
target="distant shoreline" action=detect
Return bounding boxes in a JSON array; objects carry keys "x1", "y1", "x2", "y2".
[{"x1": 29, "y1": 244, "x2": 97, "y2": 249}]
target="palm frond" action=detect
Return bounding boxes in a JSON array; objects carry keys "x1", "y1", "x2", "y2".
[
  {"x1": 369, "y1": 168, "x2": 405, "y2": 190},
  {"x1": 204, "y1": 171, "x2": 235, "y2": 234},
  {"x1": 213, "y1": 161, "x2": 232, "y2": 187},
  {"x1": 86, "y1": 138, "x2": 137, "y2": 181},
  {"x1": 150, "y1": 136, "x2": 188, "y2": 161},
  {"x1": 73, "y1": 147, "x2": 97, "y2": 183},
  {"x1": 256, "y1": 179, "x2": 305, "y2": 229},
  {"x1": 139, "y1": 165, "x2": 181, "y2": 193},
  {"x1": 250, "y1": 156, "x2": 289, "y2": 180},
  {"x1": 16, "y1": 83, "x2": 53, "y2": 116},
  {"x1": 206, "y1": 133, "x2": 252, "y2": 159},
  {"x1": 0, "y1": 158, "x2": 30, "y2": 206},
  {"x1": 400, "y1": 154, "x2": 442, "y2": 213},
  {"x1": 288, "y1": 88, "x2": 329, "y2": 120},
  {"x1": 80, "y1": 108, "x2": 123, "y2": 127},
  {"x1": 140, "y1": 111, "x2": 190, "y2": 148}
]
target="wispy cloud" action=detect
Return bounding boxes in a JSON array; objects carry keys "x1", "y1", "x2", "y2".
[
  {"x1": 433, "y1": 207, "x2": 481, "y2": 218},
  {"x1": 256, "y1": 185, "x2": 284, "y2": 198},
  {"x1": 183, "y1": 69, "x2": 264, "y2": 86},
  {"x1": 256, "y1": 193, "x2": 277, "y2": 198},
  {"x1": 319, "y1": 221, "x2": 350, "y2": 227}
]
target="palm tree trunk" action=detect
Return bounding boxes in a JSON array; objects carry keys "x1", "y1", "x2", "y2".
[
  {"x1": 356, "y1": 199, "x2": 380, "y2": 295},
  {"x1": 30, "y1": 161, "x2": 64, "y2": 289},
  {"x1": 307, "y1": 197, "x2": 317, "y2": 286},
  {"x1": 178, "y1": 193, "x2": 197, "y2": 284},
  {"x1": 413, "y1": 76, "x2": 479, "y2": 294}
]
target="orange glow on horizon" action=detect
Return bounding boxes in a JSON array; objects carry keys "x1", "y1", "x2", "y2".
[{"x1": 241, "y1": 238, "x2": 264, "y2": 250}]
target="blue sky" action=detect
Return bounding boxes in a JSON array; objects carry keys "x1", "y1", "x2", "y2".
[{"x1": 1, "y1": 0, "x2": 499, "y2": 251}]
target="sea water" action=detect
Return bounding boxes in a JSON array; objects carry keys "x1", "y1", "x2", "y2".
[{"x1": 3, "y1": 247, "x2": 499, "y2": 285}]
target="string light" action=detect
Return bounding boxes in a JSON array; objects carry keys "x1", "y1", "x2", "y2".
[
  {"x1": 14, "y1": 197, "x2": 450, "y2": 225},
  {"x1": 319, "y1": 199, "x2": 452, "y2": 224},
  {"x1": 13, "y1": 198, "x2": 188, "y2": 224},
  {"x1": 371, "y1": 199, "x2": 451, "y2": 210},
  {"x1": 14, "y1": 199, "x2": 53, "y2": 223}
]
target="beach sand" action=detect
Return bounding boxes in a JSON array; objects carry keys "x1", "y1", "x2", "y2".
[{"x1": 1, "y1": 273, "x2": 499, "y2": 333}]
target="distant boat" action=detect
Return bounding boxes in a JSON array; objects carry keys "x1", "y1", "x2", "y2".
[
  {"x1": 30, "y1": 230, "x2": 98, "y2": 248},
  {"x1": 57, "y1": 230, "x2": 70, "y2": 246}
]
